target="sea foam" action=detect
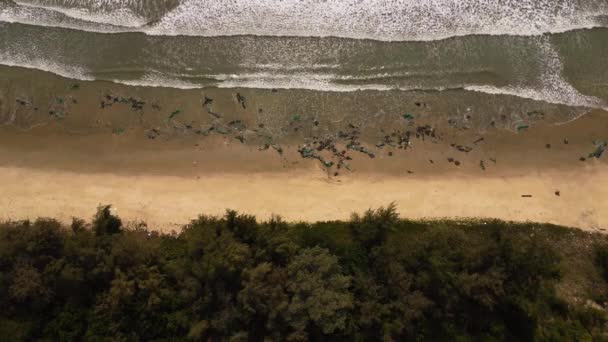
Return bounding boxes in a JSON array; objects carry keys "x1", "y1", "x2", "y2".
[{"x1": 2, "y1": 0, "x2": 607, "y2": 41}]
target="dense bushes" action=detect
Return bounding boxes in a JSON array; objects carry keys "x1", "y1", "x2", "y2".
[{"x1": 0, "y1": 205, "x2": 607, "y2": 341}]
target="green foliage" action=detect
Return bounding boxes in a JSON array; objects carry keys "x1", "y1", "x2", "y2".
[
  {"x1": 349, "y1": 203, "x2": 398, "y2": 251},
  {"x1": 286, "y1": 247, "x2": 353, "y2": 337},
  {"x1": 0, "y1": 208, "x2": 607, "y2": 341},
  {"x1": 595, "y1": 243, "x2": 608, "y2": 282},
  {"x1": 92, "y1": 205, "x2": 122, "y2": 236}
]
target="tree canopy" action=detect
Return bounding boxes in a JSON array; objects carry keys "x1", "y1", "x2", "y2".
[{"x1": 1, "y1": 205, "x2": 607, "y2": 341}]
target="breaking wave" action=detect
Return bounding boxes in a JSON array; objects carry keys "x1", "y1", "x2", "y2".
[
  {"x1": 1, "y1": 0, "x2": 607, "y2": 41},
  {"x1": 2, "y1": 59, "x2": 606, "y2": 111},
  {"x1": 1, "y1": 1, "x2": 607, "y2": 111}
]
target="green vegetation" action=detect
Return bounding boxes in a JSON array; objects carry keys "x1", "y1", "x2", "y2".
[{"x1": 1, "y1": 204, "x2": 608, "y2": 341}]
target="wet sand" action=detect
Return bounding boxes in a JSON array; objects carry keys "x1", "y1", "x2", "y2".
[{"x1": 1, "y1": 67, "x2": 607, "y2": 231}]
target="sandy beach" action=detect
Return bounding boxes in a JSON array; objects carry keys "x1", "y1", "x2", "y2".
[
  {"x1": 2, "y1": 164, "x2": 608, "y2": 232},
  {"x1": 0, "y1": 106, "x2": 606, "y2": 232},
  {"x1": 0, "y1": 67, "x2": 606, "y2": 231}
]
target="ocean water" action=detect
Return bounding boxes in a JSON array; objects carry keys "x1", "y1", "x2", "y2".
[{"x1": 1, "y1": 0, "x2": 608, "y2": 110}]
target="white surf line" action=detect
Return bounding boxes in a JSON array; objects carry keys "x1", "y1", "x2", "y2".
[
  {"x1": 12, "y1": 0, "x2": 148, "y2": 27},
  {"x1": 466, "y1": 36, "x2": 607, "y2": 111},
  {"x1": 0, "y1": 55, "x2": 94, "y2": 81},
  {"x1": 1, "y1": 0, "x2": 607, "y2": 41},
  {"x1": 0, "y1": 60, "x2": 605, "y2": 111}
]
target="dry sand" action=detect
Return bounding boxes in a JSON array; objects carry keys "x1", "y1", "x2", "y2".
[{"x1": 1, "y1": 164, "x2": 607, "y2": 232}]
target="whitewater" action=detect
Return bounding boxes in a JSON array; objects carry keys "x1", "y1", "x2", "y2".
[
  {"x1": 1, "y1": 0, "x2": 607, "y2": 110},
  {"x1": 0, "y1": 0, "x2": 606, "y2": 41}
]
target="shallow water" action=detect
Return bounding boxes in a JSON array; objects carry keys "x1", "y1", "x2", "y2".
[{"x1": 1, "y1": 0, "x2": 607, "y2": 116}]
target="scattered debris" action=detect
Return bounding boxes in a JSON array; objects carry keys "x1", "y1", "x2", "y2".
[
  {"x1": 516, "y1": 124, "x2": 529, "y2": 132},
  {"x1": 101, "y1": 94, "x2": 145, "y2": 111},
  {"x1": 588, "y1": 140, "x2": 607, "y2": 159},
  {"x1": 236, "y1": 93, "x2": 247, "y2": 109},
  {"x1": 526, "y1": 110, "x2": 545, "y2": 120},
  {"x1": 346, "y1": 141, "x2": 375, "y2": 158},
  {"x1": 272, "y1": 144, "x2": 283, "y2": 155},
  {"x1": 48, "y1": 110, "x2": 63, "y2": 119},
  {"x1": 208, "y1": 109, "x2": 222, "y2": 119},
  {"x1": 415, "y1": 125, "x2": 437, "y2": 140},
  {"x1": 214, "y1": 125, "x2": 229, "y2": 135},
  {"x1": 146, "y1": 128, "x2": 161, "y2": 140},
  {"x1": 402, "y1": 113, "x2": 414, "y2": 120},
  {"x1": 227, "y1": 120, "x2": 246, "y2": 131},
  {"x1": 17, "y1": 89, "x2": 585, "y2": 178},
  {"x1": 451, "y1": 144, "x2": 473, "y2": 153}
]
